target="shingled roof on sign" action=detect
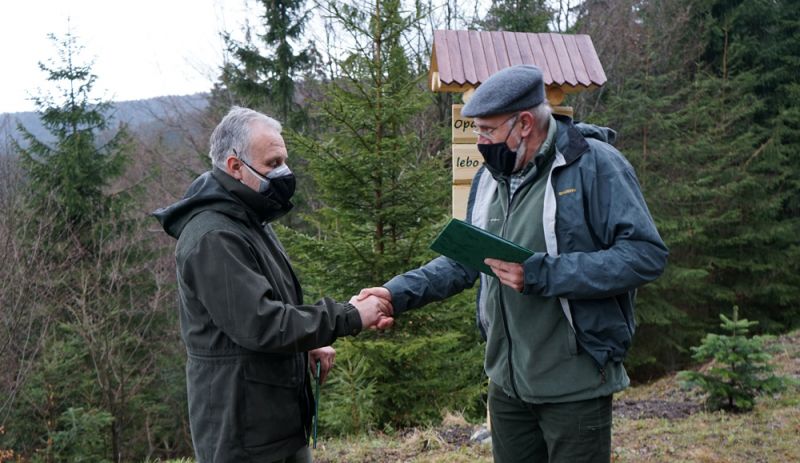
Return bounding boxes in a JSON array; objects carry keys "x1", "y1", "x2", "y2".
[{"x1": 429, "y1": 30, "x2": 607, "y2": 93}]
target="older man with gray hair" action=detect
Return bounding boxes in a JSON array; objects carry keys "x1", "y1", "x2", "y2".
[
  {"x1": 358, "y1": 65, "x2": 668, "y2": 462},
  {"x1": 154, "y1": 106, "x2": 393, "y2": 463}
]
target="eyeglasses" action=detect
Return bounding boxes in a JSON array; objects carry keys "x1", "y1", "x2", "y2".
[{"x1": 472, "y1": 113, "x2": 520, "y2": 140}]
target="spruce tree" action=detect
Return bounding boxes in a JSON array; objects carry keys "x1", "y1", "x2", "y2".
[
  {"x1": 289, "y1": 0, "x2": 445, "y2": 286},
  {"x1": 281, "y1": 0, "x2": 484, "y2": 431},
  {"x1": 16, "y1": 33, "x2": 128, "y2": 246},
  {"x1": 643, "y1": 0, "x2": 800, "y2": 334},
  {"x1": 8, "y1": 31, "x2": 173, "y2": 461},
  {"x1": 699, "y1": 0, "x2": 800, "y2": 329},
  {"x1": 220, "y1": 0, "x2": 322, "y2": 229},
  {"x1": 573, "y1": 0, "x2": 800, "y2": 377},
  {"x1": 678, "y1": 306, "x2": 788, "y2": 412},
  {"x1": 222, "y1": 0, "x2": 314, "y2": 128},
  {"x1": 477, "y1": 0, "x2": 552, "y2": 32}
]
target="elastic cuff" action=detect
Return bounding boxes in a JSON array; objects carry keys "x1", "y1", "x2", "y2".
[
  {"x1": 382, "y1": 283, "x2": 406, "y2": 315},
  {"x1": 342, "y1": 302, "x2": 363, "y2": 336},
  {"x1": 522, "y1": 253, "x2": 540, "y2": 295}
]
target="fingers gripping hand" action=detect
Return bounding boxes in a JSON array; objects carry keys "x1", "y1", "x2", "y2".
[
  {"x1": 350, "y1": 294, "x2": 394, "y2": 330},
  {"x1": 309, "y1": 346, "x2": 336, "y2": 384},
  {"x1": 354, "y1": 286, "x2": 394, "y2": 330},
  {"x1": 356, "y1": 287, "x2": 393, "y2": 315},
  {"x1": 484, "y1": 258, "x2": 525, "y2": 292},
  {"x1": 375, "y1": 315, "x2": 394, "y2": 330}
]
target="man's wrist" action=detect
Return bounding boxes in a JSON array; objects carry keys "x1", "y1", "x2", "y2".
[{"x1": 342, "y1": 302, "x2": 362, "y2": 335}]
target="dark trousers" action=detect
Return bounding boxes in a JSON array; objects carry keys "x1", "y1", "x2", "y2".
[{"x1": 488, "y1": 382, "x2": 612, "y2": 463}]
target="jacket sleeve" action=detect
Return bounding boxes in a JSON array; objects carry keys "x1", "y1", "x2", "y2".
[
  {"x1": 384, "y1": 256, "x2": 479, "y2": 315},
  {"x1": 523, "y1": 153, "x2": 668, "y2": 299},
  {"x1": 179, "y1": 229, "x2": 362, "y2": 353}
]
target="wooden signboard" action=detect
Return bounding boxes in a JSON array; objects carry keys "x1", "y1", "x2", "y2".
[
  {"x1": 452, "y1": 105, "x2": 477, "y2": 144},
  {"x1": 452, "y1": 104, "x2": 480, "y2": 219},
  {"x1": 452, "y1": 144, "x2": 482, "y2": 185},
  {"x1": 452, "y1": 184, "x2": 471, "y2": 221}
]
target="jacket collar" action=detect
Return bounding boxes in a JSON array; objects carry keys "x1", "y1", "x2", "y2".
[
  {"x1": 553, "y1": 114, "x2": 590, "y2": 166},
  {"x1": 211, "y1": 167, "x2": 288, "y2": 224}
]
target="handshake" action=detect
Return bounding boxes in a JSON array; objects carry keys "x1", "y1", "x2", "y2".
[{"x1": 349, "y1": 287, "x2": 394, "y2": 330}]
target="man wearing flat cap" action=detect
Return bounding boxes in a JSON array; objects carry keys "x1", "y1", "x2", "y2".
[{"x1": 358, "y1": 65, "x2": 668, "y2": 462}]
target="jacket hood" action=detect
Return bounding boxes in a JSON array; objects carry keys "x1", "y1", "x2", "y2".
[
  {"x1": 552, "y1": 115, "x2": 618, "y2": 166},
  {"x1": 575, "y1": 121, "x2": 617, "y2": 145},
  {"x1": 152, "y1": 168, "x2": 253, "y2": 239}
]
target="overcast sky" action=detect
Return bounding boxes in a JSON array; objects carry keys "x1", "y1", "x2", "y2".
[{"x1": 0, "y1": 0, "x2": 254, "y2": 113}]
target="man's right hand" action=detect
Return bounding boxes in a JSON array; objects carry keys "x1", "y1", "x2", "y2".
[
  {"x1": 356, "y1": 286, "x2": 392, "y2": 304},
  {"x1": 350, "y1": 293, "x2": 394, "y2": 330}
]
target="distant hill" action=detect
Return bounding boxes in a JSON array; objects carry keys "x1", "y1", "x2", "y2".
[{"x1": 0, "y1": 93, "x2": 209, "y2": 152}]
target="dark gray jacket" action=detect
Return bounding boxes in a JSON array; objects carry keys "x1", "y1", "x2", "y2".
[
  {"x1": 385, "y1": 115, "x2": 668, "y2": 375},
  {"x1": 154, "y1": 168, "x2": 362, "y2": 462}
]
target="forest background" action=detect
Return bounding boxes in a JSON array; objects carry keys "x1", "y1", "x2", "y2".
[{"x1": 1, "y1": 0, "x2": 798, "y2": 461}]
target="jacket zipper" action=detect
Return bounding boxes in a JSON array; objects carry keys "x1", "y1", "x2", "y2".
[
  {"x1": 497, "y1": 163, "x2": 548, "y2": 401},
  {"x1": 498, "y1": 179, "x2": 522, "y2": 401}
]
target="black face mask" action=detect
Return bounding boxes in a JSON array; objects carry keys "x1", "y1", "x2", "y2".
[
  {"x1": 477, "y1": 114, "x2": 526, "y2": 176},
  {"x1": 241, "y1": 161, "x2": 296, "y2": 220},
  {"x1": 478, "y1": 142, "x2": 523, "y2": 177}
]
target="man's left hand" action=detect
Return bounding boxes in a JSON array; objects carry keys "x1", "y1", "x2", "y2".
[
  {"x1": 484, "y1": 258, "x2": 524, "y2": 292},
  {"x1": 309, "y1": 346, "x2": 336, "y2": 384}
]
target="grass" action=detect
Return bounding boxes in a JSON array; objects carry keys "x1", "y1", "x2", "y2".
[
  {"x1": 312, "y1": 413, "x2": 492, "y2": 463},
  {"x1": 609, "y1": 330, "x2": 800, "y2": 463},
  {"x1": 158, "y1": 331, "x2": 800, "y2": 463},
  {"x1": 313, "y1": 330, "x2": 800, "y2": 463}
]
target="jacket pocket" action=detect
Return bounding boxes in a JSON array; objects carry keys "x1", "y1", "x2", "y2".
[
  {"x1": 241, "y1": 355, "x2": 304, "y2": 449},
  {"x1": 566, "y1": 322, "x2": 578, "y2": 356}
]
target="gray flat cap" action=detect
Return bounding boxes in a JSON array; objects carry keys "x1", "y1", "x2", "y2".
[{"x1": 461, "y1": 65, "x2": 545, "y2": 118}]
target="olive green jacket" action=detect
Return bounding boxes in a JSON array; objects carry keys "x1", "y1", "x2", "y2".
[{"x1": 154, "y1": 168, "x2": 362, "y2": 462}]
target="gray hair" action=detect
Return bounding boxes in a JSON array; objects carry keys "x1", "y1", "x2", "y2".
[
  {"x1": 527, "y1": 101, "x2": 553, "y2": 131},
  {"x1": 208, "y1": 106, "x2": 282, "y2": 169}
]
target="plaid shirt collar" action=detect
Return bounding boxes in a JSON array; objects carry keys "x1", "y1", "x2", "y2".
[{"x1": 508, "y1": 115, "x2": 557, "y2": 199}]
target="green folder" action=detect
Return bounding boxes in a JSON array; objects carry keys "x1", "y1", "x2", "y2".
[{"x1": 430, "y1": 218, "x2": 534, "y2": 275}]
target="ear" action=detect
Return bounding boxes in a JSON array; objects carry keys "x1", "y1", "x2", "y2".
[
  {"x1": 518, "y1": 111, "x2": 535, "y2": 138},
  {"x1": 226, "y1": 155, "x2": 244, "y2": 180}
]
